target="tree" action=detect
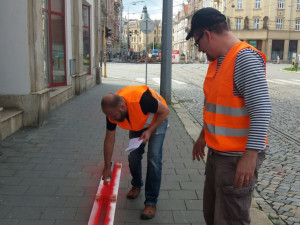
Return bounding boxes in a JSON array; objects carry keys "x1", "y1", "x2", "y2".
[{"x1": 148, "y1": 42, "x2": 161, "y2": 50}]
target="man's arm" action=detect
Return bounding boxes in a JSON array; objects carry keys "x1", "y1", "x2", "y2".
[
  {"x1": 233, "y1": 49, "x2": 271, "y2": 189},
  {"x1": 192, "y1": 127, "x2": 206, "y2": 161},
  {"x1": 102, "y1": 129, "x2": 116, "y2": 180},
  {"x1": 139, "y1": 101, "x2": 169, "y2": 143}
]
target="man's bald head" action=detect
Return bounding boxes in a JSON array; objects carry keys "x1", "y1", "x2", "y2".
[{"x1": 101, "y1": 93, "x2": 123, "y2": 111}]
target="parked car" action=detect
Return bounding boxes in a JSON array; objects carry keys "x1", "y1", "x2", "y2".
[
  {"x1": 132, "y1": 52, "x2": 141, "y2": 60},
  {"x1": 152, "y1": 49, "x2": 159, "y2": 58}
]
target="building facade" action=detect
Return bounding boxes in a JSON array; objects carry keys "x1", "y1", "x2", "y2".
[
  {"x1": 123, "y1": 18, "x2": 162, "y2": 58},
  {"x1": 179, "y1": 0, "x2": 300, "y2": 62},
  {"x1": 227, "y1": 0, "x2": 300, "y2": 62},
  {"x1": 173, "y1": 4, "x2": 190, "y2": 59},
  {"x1": 0, "y1": 0, "x2": 122, "y2": 140}
]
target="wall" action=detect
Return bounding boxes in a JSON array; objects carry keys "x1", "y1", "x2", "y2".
[{"x1": 0, "y1": 0, "x2": 30, "y2": 95}]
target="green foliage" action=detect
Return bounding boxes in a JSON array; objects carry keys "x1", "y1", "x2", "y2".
[
  {"x1": 284, "y1": 67, "x2": 298, "y2": 71},
  {"x1": 148, "y1": 42, "x2": 161, "y2": 50}
]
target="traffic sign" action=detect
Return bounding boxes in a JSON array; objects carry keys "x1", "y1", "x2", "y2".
[{"x1": 140, "y1": 19, "x2": 154, "y2": 34}]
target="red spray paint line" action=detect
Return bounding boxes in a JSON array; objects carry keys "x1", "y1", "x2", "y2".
[{"x1": 88, "y1": 162, "x2": 122, "y2": 225}]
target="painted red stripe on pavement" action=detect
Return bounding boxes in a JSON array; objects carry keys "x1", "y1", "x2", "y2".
[{"x1": 88, "y1": 162, "x2": 122, "y2": 225}]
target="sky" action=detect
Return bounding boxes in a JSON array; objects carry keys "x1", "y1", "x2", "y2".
[{"x1": 122, "y1": 0, "x2": 187, "y2": 20}]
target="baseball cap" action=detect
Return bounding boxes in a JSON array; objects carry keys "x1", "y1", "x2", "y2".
[{"x1": 186, "y1": 7, "x2": 226, "y2": 40}]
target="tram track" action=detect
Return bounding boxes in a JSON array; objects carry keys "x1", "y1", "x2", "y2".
[
  {"x1": 269, "y1": 125, "x2": 300, "y2": 147},
  {"x1": 110, "y1": 72, "x2": 300, "y2": 149}
]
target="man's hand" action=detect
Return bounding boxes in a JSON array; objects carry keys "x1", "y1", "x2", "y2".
[
  {"x1": 101, "y1": 166, "x2": 112, "y2": 181},
  {"x1": 234, "y1": 150, "x2": 258, "y2": 189},
  {"x1": 193, "y1": 128, "x2": 206, "y2": 161},
  {"x1": 139, "y1": 129, "x2": 151, "y2": 144}
]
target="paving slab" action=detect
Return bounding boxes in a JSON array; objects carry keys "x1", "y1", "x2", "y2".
[{"x1": 0, "y1": 77, "x2": 273, "y2": 224}]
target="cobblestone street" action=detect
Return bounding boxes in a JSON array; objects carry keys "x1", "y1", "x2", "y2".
[{"x1": 108, "y1": 62, "x2": 300, "y2": 225}]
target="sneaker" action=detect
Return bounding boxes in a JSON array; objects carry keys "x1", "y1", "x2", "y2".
[
  {"x1": 141, "y1": 205, "x2": 156, "y2": 220},
  {"x1": 126, "y1": 187, "x2": 140, "y2": 199}
]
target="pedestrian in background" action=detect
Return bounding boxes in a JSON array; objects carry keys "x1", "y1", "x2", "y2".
[
  {"x1": 292, "y1": 57, "x2": 295, "y2": 71},
  {"x1": 186, "y1": 8, "x2": 272, "y2": 225},
  {"x1": 101, "y1": 85, "x2": 169, "y2": 220}
]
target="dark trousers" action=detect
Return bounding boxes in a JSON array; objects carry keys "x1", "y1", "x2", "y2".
[{"x1": 203, "y1": 149, "x2": 265, "y2": 225}]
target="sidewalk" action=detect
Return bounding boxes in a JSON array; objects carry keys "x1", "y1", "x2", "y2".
[{"x1": 0, "y1": 77, "x2": 271, "y2": 224}]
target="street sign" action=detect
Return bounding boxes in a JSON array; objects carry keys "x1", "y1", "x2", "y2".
[
  {"x1": 106, "y1": 40, "x2": 112, "y2": 45},
  {"x1": 140, "y1": 19, "x2": 154, "y2": 34}
]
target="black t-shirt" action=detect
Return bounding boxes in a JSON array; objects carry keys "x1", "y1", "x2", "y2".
[{"x1": 106, "y1": 89, "x2": 158, "y2": 131}]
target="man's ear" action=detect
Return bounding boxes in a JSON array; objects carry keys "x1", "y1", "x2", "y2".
[
  {"x1": 204, "y1": 30, "x2": 212, "y2": 41},
  {"x1": 119, "y1": 101, "x2": 126, "y2": 111}
]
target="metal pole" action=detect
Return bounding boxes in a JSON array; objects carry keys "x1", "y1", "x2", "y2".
[
  {"x1": 145, "y1": 19, "x2": 148, "y2": 85},
  {"x1": 103, "y1": 24, "x2": 107, "y2": 77},
  {"x1": 99, "y1": 1, "x2": 103, "y2": 80},
  {"x1": 120, "y1": 4, "x2": 123, "y2": 61},
  {"x1": 127, "y1": 6, "x2": 130, "y2": 61},
  {"x1": 160, "y1": 0, "x2": 172, "y2": 104}
]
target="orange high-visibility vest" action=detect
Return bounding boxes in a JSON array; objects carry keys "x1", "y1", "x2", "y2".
[
  {"x1": 108, "y1": 85, "x2": 167, "y2": 131},
  {"x1": 203, "y1": 42, "x2": 267, "y2": 152}
]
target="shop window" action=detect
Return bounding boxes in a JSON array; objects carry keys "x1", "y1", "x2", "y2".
[
  {"x1": 271, "y1": 40, "x2": 284, "y2": 60},
  {"x1": 288, "y1": 40, "x2": 298, "y2": 61},
  {"x1": 82, "y1": 5, "x2": 91, "y2": 74},
  {"x1": 42, "y1": 0, "x2": 66, "y2": 87}
]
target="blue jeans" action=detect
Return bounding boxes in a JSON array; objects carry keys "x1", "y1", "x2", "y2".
[{"x1": 128, "y1": 119, "x2": 168, "y2": 206}]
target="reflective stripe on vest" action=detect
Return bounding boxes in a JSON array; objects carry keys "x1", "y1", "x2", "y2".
[
  {"x1": 204, "y1": 122, "x2": 249, "y2": 137},
  {"x1": 143, "y1": 87, "x2": 162, "y2": 129},
  {"x1": 149, "y1": 87, "x2": 162, "y2": 102},
  {"x1": 144, "y1": 113, "x2": 155, "y2": 128},
  {"x1": 206, "y1": 102, "x2": 248, "y2": 117},
  {"x1": 203, "y1": 42, "x2": 267, "y2": 152}
]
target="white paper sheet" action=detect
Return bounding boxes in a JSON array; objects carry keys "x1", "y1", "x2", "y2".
[{"x1": 125, "y1": 138, "x2": 143, "y2": 153}]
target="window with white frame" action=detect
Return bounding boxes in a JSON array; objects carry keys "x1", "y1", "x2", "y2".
[
  {"x1": 297, "y1": 0, "x2": 300, "y2": 10},
  {"x1": 276, "y1": 18, "x2": 283, "y2": 30},
  {"x1": 236, "y1": 18, "x2": 242, "y2": 30},
  {"x1": 237, "y1": 0, "x2": 242, "y2": 9},
  {"x1": 253, "y1": 18, "x2": 259, "y2": 29},
  {"x1": 255, "y1": 0, "x2": 261, "y2": 8},
  {"x1": 296, "y1": 19, "x2": 300, "y2": 31},
  {"x1": 278, "y1": 0, "x2": 284, "y2": 9}
]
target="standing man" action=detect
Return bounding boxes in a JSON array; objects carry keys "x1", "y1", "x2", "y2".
[
  {"x1": 101, "y1": 85, "x2": 169, "y2": 220},
  {"x1": 186, "y1": 8, "x2": 272, "y2": 225}
]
